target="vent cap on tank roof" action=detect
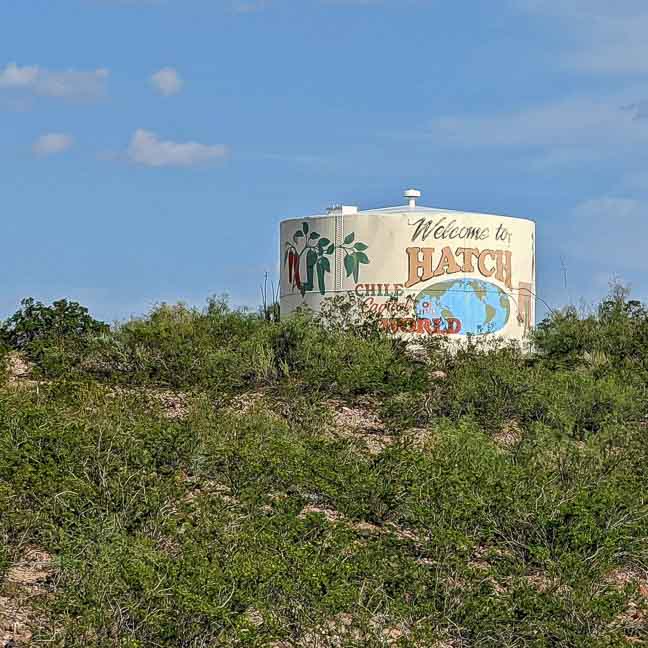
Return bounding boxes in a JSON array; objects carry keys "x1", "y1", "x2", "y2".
[{"x1": 404, "y1": 188, "x2": 421, "y2": 209}]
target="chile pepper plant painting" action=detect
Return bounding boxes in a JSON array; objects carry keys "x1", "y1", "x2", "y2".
[{"x1": 284, "y1": 223, "x2": 370, "y2": 296}]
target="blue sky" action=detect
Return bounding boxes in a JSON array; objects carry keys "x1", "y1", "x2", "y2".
[{"x1": 2, "y1": 0, "x2": 648, "y2": 322}]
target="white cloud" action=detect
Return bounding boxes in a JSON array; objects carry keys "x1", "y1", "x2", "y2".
[
  {"x1": 127, "y1": 129, "x2": 228, "y2": 167},
  {"x1": 563, "y1": 197, "x2": 648, "y2": 271},
  {"x1": 0, "y1": 63, "x2": 109, "y2": 99},
  {"x1": 0, "y1": 63, "x2": 39, "y2": 88},
  {"x1": 516, "y1": 2, "x2": 648, "y2": 74},
  {"x1": 150, "y1": 67, "x2": 183, "y2": 96},
  {"x1": 32, "y1": 133, "x2": 74, "y2": 156},
  {"x1": 425, "y1": 6, "x2": 648, "y2": 175},
  {"x1": 427, "y1": 92, "x2": 648, "y2": 155}
]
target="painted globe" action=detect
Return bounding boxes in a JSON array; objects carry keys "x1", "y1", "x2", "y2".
[{"x1": 415, "y1": 278, "x2": 511, "y2": 336}]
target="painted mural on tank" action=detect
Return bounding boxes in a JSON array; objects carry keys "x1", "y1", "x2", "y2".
[
  {"x1": 280, "y1": 205, "x2": 535, "y2": 342},
  {"x1": 415, "y1": 279, "x2": 511, "y2": 336},
  {"x1": 283, "y1": 221, "x2": 370, "y2": 296}
]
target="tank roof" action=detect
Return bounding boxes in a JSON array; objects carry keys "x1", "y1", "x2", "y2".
[
  {"x1": 281, "y1": 189, "x2": 535, "y2": 224},
  {"x1": 359, "y1": 204, "x2": 534, "y2": 222}
]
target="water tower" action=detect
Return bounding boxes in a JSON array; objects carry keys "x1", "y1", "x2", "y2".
[{"x1": 280, "y1": 189, "x2": 536, "y2": 341}]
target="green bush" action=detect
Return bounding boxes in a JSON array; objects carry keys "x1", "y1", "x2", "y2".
[
  {"x1": 65, "y1": 300, "x2": 276, "y2": 391},
  {"x1": 62, "y1": 297, "x2": 427, "y2": 397},
  {"x1": 1, "y1": 297, "x2": 108, "y2": 351},
  {"x1": 272, "y1": 310, "x2": 424, "y2": 395},
  {"x1": 533, "y1": 285, "x2": 648, "y2": 375},
  {"x1": 429, "y1": 305, "x2": 645, "y2": 440},
  {"x1": 1, "y1": 288, "x2": 647, "y2": 645},
  {"x1": 1, "y1": 384, "x2": 645, "y2": 645},
  {"x1": 0, "y1": 298, "x2": 109, "y2": 376},
  {"x1": 532, "y1": 372, "x2": 643, "y2": 440},
  {"x1": 432, "y1": 339, "x2": 534, "y2": 433}
]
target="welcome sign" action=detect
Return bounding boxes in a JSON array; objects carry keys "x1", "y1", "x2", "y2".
[{"x1": 280, "y1": 206, "x2": 535, "y2": 341}]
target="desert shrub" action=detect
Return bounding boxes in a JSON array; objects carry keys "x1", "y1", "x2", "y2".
[
  {"x1": 1, "y1": 294, "x2": 426, "y2": 396},
  {"x1": 316, "y1": 292, "x2": 411, "y2": 341},
  {"x1": 379, "y1": 391, "x2": 432, "y2": 430},
  {"x1": 426, "y1": 325, "x2": 645, "y2": 440},
  {"x1": 84, "y1": 296, "x2": 423, "y2": 395},
  {"x1": 0, "y1": 481, "x2": 13, "y2": 579},
  {"x1": 0, "y1": 371, "x2": 646, "y2": 645},
  {"x1": 596, "y1": 292, "x2": 648, "y2": 370},
  {"x1": 274, "y1": 294, "x2": 425, "y2": 395},
  {"x1": 77, "y1": 300, "x2": 278, "y2": 391},
  {"x1": 2, "y1": 290, "x2": 648, "y2": 645},
  {"x1": 272, "y1": 310, "x2": 425, "y2": 395},
  {"x1": 1, "y1": 298, "x2": 108, "y2": 351},
  {"x1": 86, "y1": 296, "x2": 427, "y2": 396},
  {"x1": 0, "y1": 298, "x2": 108, "y2": 376},
  {"x1": 531, "y1": 372, "x2": 643, "y2": 440},
  {"x1": 428, "y1": 339, "x2": 537, "y2": 433},
  {"x1": 534, "y1": 285, "x2": 648, "y2": 377},
  {"x1": 532, "y1": 306, "x2": 598, "y2": 367}
]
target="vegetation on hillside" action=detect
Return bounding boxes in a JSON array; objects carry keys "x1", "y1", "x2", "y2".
[{"x1": 0, "y1": 289, "x2": 646, "y2": 646}]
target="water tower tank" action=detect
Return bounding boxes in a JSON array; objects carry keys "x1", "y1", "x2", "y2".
[{"x1": 280, "y1": 189, "x2": 536, "y2": 341}]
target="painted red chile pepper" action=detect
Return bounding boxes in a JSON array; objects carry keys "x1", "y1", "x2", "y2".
[
  {"x1": 293, "y1": 254, "x2": 302, "y2": 290},
  {"x1": 288, "y1": 251, "x2": 294, "y2": 284}
]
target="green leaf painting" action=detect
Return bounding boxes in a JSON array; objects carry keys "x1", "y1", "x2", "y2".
[
  {"x1": 344, "y1": 253, "x2": 356, "y2": 278},
  {"x1": 316, "y1": 258, "x2": 326, "y2": 294},
  {"x1": 284, "y1": 226, "x2": 370, "y2": 296}
]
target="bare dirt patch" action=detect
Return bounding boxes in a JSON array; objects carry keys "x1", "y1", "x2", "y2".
[
  {"x1": 181, "y1": 477, "x2": 239, "y2": 507},
  {"x1": 400, "y1": 427, "x2": 437, "y2": 450},
  {"x1": 0, "y1": 594, "x2": 33, "y2": 646},
  {"x1": 227, "y1": 391, "x2": 269, "y2": 415},
  {"x1": 605, "y1": 567, "x2": 648, "y2": 642},
  {"x1": 149, "y1": 389, "x2": 189, "y2": 419},
  {"x1": 223, "y1": 391, "x2": 288, "y2": 424},
  {"x1": 607, "y1": 567, "x2": 648, "y2": 598},
  {"x1": 326, "y1": 399, "x2": 395, "y2": 455},
  {"x1": 298, "y1": 505, "x2": 345, "y2": 524},
  {"x1": 5, "y1": 353, "x2": 41, "y2": 390},
  {"x1": 493, "y1": 420, "x2": 523, "y2": 449},
  {"x1": 6, "y1": 548, "x2": 53, "y2": 589},
  {"x1": 7, "y1": 354, "x2": 32, "y2": 381},
  {"x1": 331, "y1": 402, "x2": 385, "y2": 434},
  {"x1": 0, "y1": 546, "x2": 55, "y2": 645},
  {"x1": 107, "y1": 385, "x2": 190, "y2": 420},
  {"x1": 269, "y1": 612, "x2": 411, "y2": 647},
  {"x1": 298, "y1": 504, "x2": 424, "y2": 544}
]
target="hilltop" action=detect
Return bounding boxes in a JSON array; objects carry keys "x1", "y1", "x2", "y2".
[{"x1": 0, "y1": 292, "x2": 646, "y2": 647}]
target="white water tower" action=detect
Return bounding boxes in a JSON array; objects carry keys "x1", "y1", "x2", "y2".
[{"x1": 280, "y1": 189, "x2": 536, "y2": 341}]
